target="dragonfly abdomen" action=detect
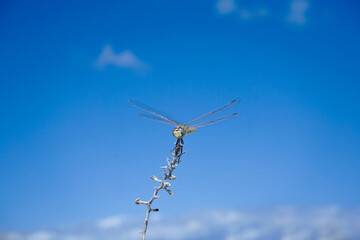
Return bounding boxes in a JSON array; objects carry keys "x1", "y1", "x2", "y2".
[{"x1": 186, "y1": 127, "x2": 197, "y2": 135}]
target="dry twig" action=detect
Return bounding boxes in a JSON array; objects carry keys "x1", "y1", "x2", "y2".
[{"x1": 135, "y1": 139, "x2": 185, "y2": 240}]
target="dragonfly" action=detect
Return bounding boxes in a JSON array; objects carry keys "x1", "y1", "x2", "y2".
[{"x1": 129, "y1": 99, "x2": 240, "y2": 143}]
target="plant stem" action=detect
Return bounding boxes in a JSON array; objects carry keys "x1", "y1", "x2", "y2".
[{"x1": 135, "y1": 139, "x2": 185, "y2": 240}]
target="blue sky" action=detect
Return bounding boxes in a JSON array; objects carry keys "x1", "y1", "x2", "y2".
[{"x1": 1, "y1": 0, "x2": 360, "y2": 237}]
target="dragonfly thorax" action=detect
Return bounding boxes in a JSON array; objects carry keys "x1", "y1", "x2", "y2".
[{"x1": 172, "y1": 126, "x2": 197, "y2": 139}]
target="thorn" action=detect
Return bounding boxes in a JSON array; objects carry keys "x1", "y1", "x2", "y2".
[
  {"x1": 179, "y1": 152, "x2": 186, "y2": 157},
  {"x1": 164, "y1": 188, "x2": 173, "y2": 195},
  {"x1": 151, "y1": 176, "x2": 161, "y2": 182}
]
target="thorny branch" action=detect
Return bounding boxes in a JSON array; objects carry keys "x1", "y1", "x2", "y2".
[{"x1": 134, "y1": 139, "x2": 185, "y2": 240}]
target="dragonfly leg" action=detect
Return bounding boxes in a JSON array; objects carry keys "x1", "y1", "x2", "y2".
[{"x1": 174, "y1": 138, "x2": 184, "y2": 156}]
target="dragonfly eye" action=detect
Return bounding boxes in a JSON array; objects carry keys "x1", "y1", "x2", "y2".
[{"x1": 172, "y1": 128, "x2": 185, "y2": 139}]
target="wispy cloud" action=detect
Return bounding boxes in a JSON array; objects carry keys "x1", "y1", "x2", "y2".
[
  {"x1": 97, "y1": 215, "x2": 124, "y2": 229},
  {"x1": 26, "y1": 231, "x2": 53, "y2": 240},
  {"x1": 238, "y1": 8, "x2": 269, "y2": 21},
  {"x1": 216, "y1": 0, "x2": 311, "y2": 26},
  {"x1": 287, "y1": 0, "x2": 310, "y2": 25},
  {"x1": 216, "y1": 0, "x2": 269, "y2": 21},
  {"x1": 95, "y1": 45, "x2": 149, "y2": 73},
  {"x1": 216, "y1": 0, "x2": 236, "y2": 15},
  {"x1": 2, "y1": 206, "x2": 360, "y2": 240}
]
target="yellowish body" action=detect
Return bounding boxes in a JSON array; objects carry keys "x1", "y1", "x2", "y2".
[
  {"x1": 129, "y1": 99, "x2": 239, "y2": 140},
  {"x1": 172, "y1": 126, "x2": 197, "y2": 139}
]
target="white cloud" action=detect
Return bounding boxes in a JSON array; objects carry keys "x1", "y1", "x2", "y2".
[
  {"x1": 95, "y1": 45, "x2": 149, "y2": 72},
  {"x1": 216, "y1": 0, "x2": 236, "y2": 15},
  {"x1": 1, "y1": 232, "x2": 22, "y2": 240},
  {"x1": 225, "y1": 228, "x2": 261, "y2": 240},
  {"x1": 216, "y1": 0, "x2": 269, "y2": 21},
  {"x1": 147, "y1": 218, "x2": 207, "y2": 240},
  {"x1": 216, "y1": 0, "x2": 312, "y2": 25},
  {"x1": 287, "y1": 0, "x2": 309, "y2": 25},
  {"x1": 97, "y1": 215, "x2": 124, "y2": 229},
  {"x1": 238, "y1": 8, "x2": 269, "y2": 20},
  {"x1": 2, "y1": 206, "x2": 360, "y2": 240},
  {"x1": 62, "y1": 236, "x2": 92, "y2": 240},
  {"x1": 26, "y1": 231, "x2": 53, "y2": 240}
]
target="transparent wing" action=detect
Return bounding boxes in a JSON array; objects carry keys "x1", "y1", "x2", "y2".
[
  {"x1": 189, "y1": 113, "x2": 240, "y2": 128},
  {"x1": 129, "y1": 99, "x2": 180, "y2": 126},
  {"x1": 139, "y1": 114, "x2": 178, "y2": 126},
  {"x1": 186, "y1": 99, "x2": 240, "y2": 125}
]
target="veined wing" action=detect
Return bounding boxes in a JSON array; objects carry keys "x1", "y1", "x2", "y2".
[
  {"x1": 186, "y1": 99, "x2": 240, "y2": 125},
  {"x1": 189, "y1": 113, "x2": 240, "y2": 128},
  {"x1": 129, "y1": 100, "x2": 180, "y2": 126},
  {"x1": 139, "y1": 114, "x2": 178, "y2": 126}
]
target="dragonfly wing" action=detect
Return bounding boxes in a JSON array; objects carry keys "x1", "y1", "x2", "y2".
[
  {"x1": 186, "y1": 99, "x2": 240, "y2": 125},
  {"x1": 189, "y1": 113, "x2": 240, "y2": 128},
  {"x1": 129, "y1": 100, "x2": 180, "y2": 126},
  {"x1": 139, "y1": 114, "x2": 178, "y2": 126}
]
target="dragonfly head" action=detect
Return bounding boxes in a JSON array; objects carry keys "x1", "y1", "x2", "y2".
[{"x1": 173, "y1": 127, "x2": 186, "y2": 139}]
